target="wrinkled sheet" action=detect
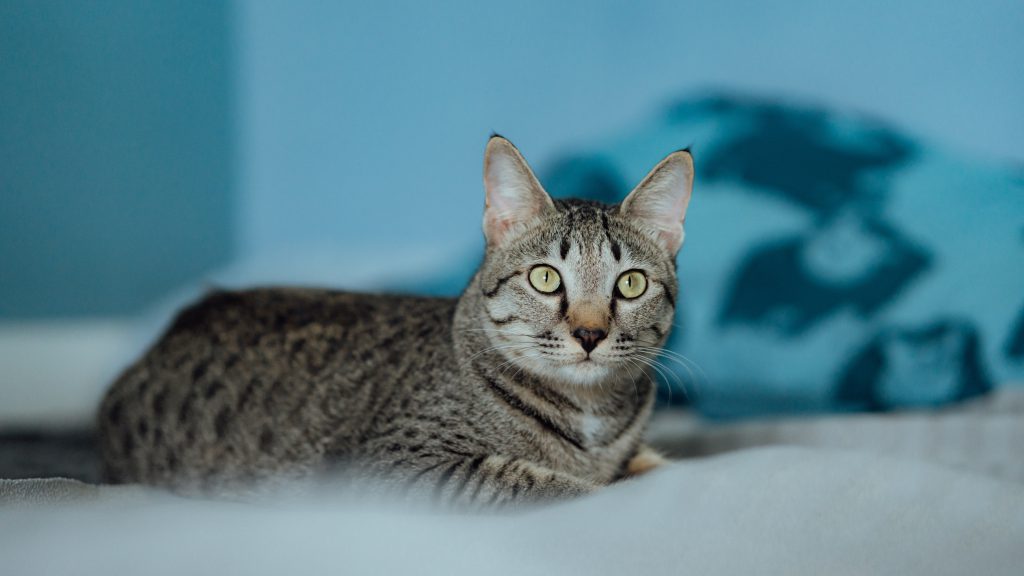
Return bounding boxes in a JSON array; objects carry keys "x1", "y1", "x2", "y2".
[{"x1": 3, "y1": 389, "x2": 1023, "y2": 575}]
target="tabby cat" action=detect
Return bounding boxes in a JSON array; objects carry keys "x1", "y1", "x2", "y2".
[{"x1": 98, "y1": 136, "x2": 695, "y2": 506}]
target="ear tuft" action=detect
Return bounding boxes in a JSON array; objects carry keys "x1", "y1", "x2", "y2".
[
  {"x1": 483, "y1": 136, "x2": 555, "y2": 246},
  {"x1": 620, "y1": 150, "x2": 694, "y2": 255}
]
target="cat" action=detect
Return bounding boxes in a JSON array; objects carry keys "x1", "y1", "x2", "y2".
[{"x1": 98, "y1": 135, "x2": 694, "y2": 507}]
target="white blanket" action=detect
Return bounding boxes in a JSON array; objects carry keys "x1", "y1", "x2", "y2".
[
  {"x1": 649, "y1": 387, "x2": 1024, "y2": 483},
  {"x1": 3, "y1": 389, "x2": 1023, "y2": 575}
]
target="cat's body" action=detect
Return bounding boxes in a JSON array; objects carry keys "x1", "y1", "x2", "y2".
[
  {"x1": 99, "y1": 137, "x2": 694, "y2": 506},
  {"x1": 101, "y1": 282, "x2": 653, "y2": 501}
]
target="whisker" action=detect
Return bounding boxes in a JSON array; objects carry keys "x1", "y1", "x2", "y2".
[
  {"x1": 458, "y1": 328, "x2": 540, "y2": 341},
  {"x1": 620, "y1": 357, "x2": 645, "y2": 404},
  {"x1": 634, "y1": 354, "x2": 686, "y2": 402},
  {"x1": 494, "y1": 352, "x2": 526, "y2": 374},
  {"x1": 650, "y1": 356, "x2": 691, "y2": 402},
  {"x1": 492, "y1": 346, "x2": 546, "y2": 373},
  {"x1": 465, "y1": 343, "x2": 534, "y2": 363},
  {"x1": 635, "y1": 346, "x2": 709, "y2": 390},
  {"x1": 629, "y1": 356, "x2": 675, "y2": 403},
  {"x1": 458, "y1": 327, "x2": 532, "y2": 335},
  {"x1": 633, "y1": 347, "x2": 708, "y2": 400},
  {"x1": 499, "y1": 351, "x2": 547, "y2": 381}
]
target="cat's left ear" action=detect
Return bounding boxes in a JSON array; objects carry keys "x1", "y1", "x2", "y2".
[
  {"x1": 620, "y1": 149, "x2": 694, "y2": 255},
  {"x1": 483, "y1": 135, "x2": 556, "y2": 247}
]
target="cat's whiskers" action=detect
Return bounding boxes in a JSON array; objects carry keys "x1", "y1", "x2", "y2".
[
  {"x1": 618, "y1": 356, "x2": 644, "y2": 404},
  {"x1": 462, "y1": 329, "x2": 541, "y2": 347},
  {"x1": 506, "y1": 356, "x2": 535, "y2": 383},
  {"x1": 465, "y1": 342, "x2": 536, "y2": 364},
  {"x1": 634, "y1": 346, "x2": 709, "y2": 392},
  {"x1": 628, "y1": 354, "x2": 680, "y2": 402},
  {"x1": 493, "y1": 349, "x2": 530, "y2": 374},
  {"x1": 459, "y1": 327, "x2": 535, "y2": 337},
  {"x1": 493, "y1": 341, "x2": 552, "y2": 370},
  {"x1": 499, "y1": 351, "x2": 548, "y2": 382},
  {"x1": 631, "y1": 347, "x2": 709, "y2": 403}
]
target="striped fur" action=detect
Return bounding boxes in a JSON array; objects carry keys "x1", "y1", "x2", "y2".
[{"x1": 98, "y1": 137, "x2": 693, "y2": 507}]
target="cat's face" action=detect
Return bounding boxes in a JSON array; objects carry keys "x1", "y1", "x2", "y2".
[{"x1": 475, "y1": 137, "x2": 693, "y2": 386}]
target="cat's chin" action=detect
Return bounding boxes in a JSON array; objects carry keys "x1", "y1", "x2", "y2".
[{"x1": 548, "y1": 360, "x2": 616, "y2": 387}]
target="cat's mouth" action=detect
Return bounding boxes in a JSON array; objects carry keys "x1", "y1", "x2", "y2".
[
  {"x1": 532, "y1": 352, "x2": 621, "y2": 386},
  {"x1": 500, "y1": 340, "x2": 623, "y2": 386}
]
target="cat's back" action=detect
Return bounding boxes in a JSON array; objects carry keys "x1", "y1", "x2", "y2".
[
  {"x1": 98, "y1": 287, "x2": 457, "y2": 488},
  {"x1": 160, "y1": 287, "x2": 454, "y2": 347}
]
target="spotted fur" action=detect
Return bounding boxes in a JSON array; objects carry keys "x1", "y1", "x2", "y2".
[{"x1": 98, "y1": 136, "x2": 694, "y2": 507}]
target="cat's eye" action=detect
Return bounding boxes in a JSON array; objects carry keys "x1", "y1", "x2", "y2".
[
  {"x1": 616, "y1": 270, "x2": 647, "y2": 299},
  {"x1": 528, "y1": 265, "x2": 562, "y2": 294}
]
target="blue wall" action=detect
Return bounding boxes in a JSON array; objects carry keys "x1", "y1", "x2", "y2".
[
  {"x1": 236, "y1": 0, "x2": 1023, "y2": 267},
  {"x1": 2, "y1": 0, "x2": 1021, "y2": 318},
  {"x1": 0, "y1": 1, "x2": 234, "y2": 318}
]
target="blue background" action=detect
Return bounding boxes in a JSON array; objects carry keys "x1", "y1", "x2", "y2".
[
  {"x1": 2, "y1": 1, "x2": 1021, "y2": 319},
  {"x1": 1, "y1": 1, "x2": 234, "y2": 317}
]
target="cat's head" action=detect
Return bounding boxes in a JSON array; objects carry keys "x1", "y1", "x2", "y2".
[{"x1": 473, "y1": 135, "x2": 693, "y2": 386}]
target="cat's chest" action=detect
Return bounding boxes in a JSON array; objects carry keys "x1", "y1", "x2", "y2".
[
  {"x1": 567, "y1": 404, "x2": 651, "y2": 479},
  {"x1": 574, "y1": 409, "x2": 639, "y2": 449},
  {"x1": 578, "y1": 412, "x2": 607, "y2": 445}
]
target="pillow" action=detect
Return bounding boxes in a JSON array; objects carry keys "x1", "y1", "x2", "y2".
[{"x1": 400, "y1": 93, "x2": 1024, "y2": 418}]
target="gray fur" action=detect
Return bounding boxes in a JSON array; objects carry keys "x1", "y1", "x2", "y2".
[{"x1": 98, "y1": 137, "x2": 693, "y2": 507}]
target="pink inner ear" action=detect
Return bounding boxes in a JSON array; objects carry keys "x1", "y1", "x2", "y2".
[
  {"x1": 483, "y1": 210, "x2": 514, "y2": 244},
  {"x1": 482, "y1": 141, "x2": 553, "y2": 245},
  {"x1": 658, "y1": 229, "x2": 680, "y2": 251},
  {"x1": 483, "y1": 182, "x2": 531, "y2": 244},
  {"x1": 621, "y1": 152, "x2": 693, "y2": 255}
]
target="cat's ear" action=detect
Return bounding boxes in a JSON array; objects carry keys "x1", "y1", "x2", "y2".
[
  {"x1": 620, "y1": 149, "x2": 694, "y2": 255},
  {"x1": 483, "y1": 135, "x2": 555, "y2": 246}
]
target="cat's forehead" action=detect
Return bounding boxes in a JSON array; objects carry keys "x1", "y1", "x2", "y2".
[
  {"x1": 528, "y1": 200, "x2": 659, "y2": 263},
  {"x1": 553, "y1": 199, "x2": 610, "y2": 244}
]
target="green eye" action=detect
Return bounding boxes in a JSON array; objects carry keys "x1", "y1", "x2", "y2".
[
  {"x1": 528, "y1": 265, "x2": 561, "y2": 294},
  {"x1": 616, "y1": 270, "x2": 647, "y2": 299}
]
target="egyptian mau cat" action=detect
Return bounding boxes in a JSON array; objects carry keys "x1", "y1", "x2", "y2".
[{"x1": 98, "y1": 136, "x2": 694, "y2": 506}]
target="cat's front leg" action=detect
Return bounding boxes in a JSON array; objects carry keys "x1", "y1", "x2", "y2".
[{"x1": 400, "y1": 454, "x2": 597, "y2": 508}]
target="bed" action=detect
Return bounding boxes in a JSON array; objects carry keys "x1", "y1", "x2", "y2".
[{"x1": 3, "y1": 388, "x2": 1022, "y2": 575}]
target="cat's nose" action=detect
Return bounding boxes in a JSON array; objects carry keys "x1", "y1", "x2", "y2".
[{"x1": 572, "y1": 327, "x2": 607, "y2": 353}]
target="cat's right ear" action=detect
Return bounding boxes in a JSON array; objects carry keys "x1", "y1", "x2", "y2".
[
  {"x1": 620, "y1": 149, "x2": 694, "y2": 256},
  {"x1": 483, "y1": 135, "x2": 555, "y2": 247}
]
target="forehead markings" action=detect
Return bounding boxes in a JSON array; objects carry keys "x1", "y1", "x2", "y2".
[
  {"x1": 559, "y1": 205, "x2": 575, "y2": 261},
  {"x1": 600, "y1": 212, "x2": 621, "y2": 261},
  {"x1": 558, "y1": 204, "x2": 628, "y2": 297},
  {"x1": 545, "y1": 231, "x2": 573, "y2": 320}
]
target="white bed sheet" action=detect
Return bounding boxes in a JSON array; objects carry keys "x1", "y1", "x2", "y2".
[{"x1": 3, "y1": 389, "x2": 1024, "y2": 575}]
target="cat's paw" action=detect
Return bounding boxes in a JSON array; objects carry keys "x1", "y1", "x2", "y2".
[{"x1": 624, "y1": 446, "x2": 667, "y2": 477}]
